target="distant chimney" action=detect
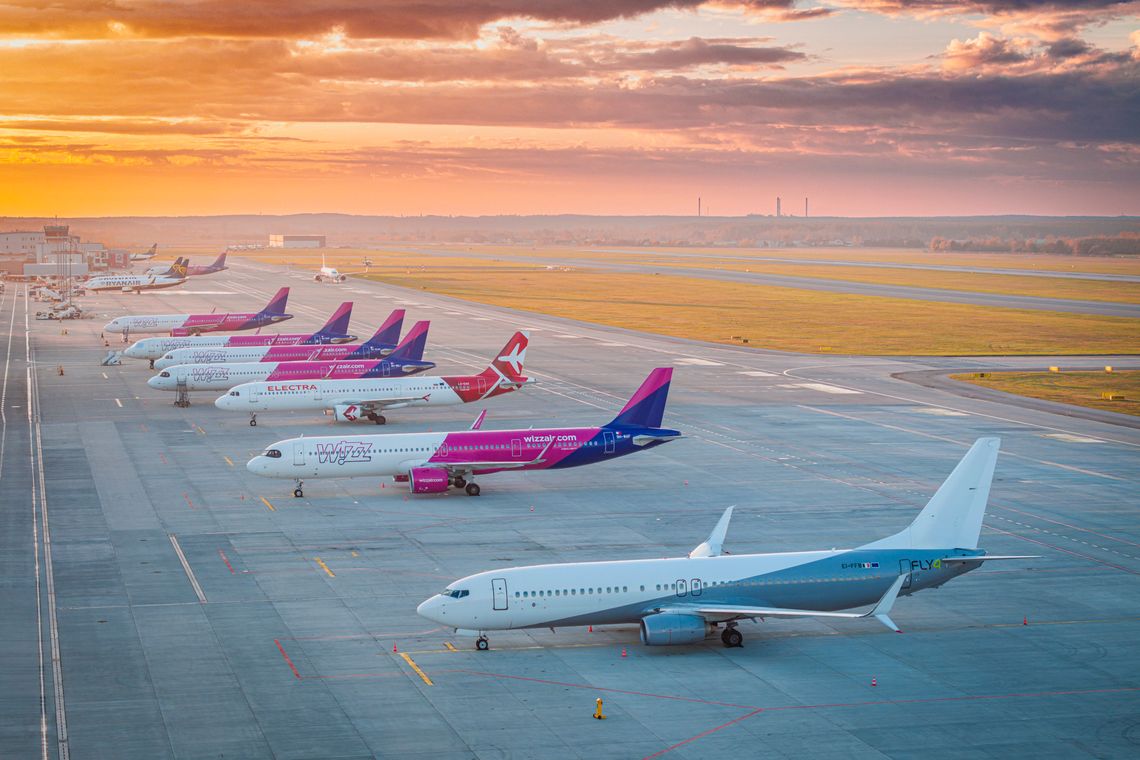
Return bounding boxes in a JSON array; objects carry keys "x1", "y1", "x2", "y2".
[
  {"x1": 776, "y1": 197, "x2": 781, "y2": 217},
  {"x1": 804, "y1": 197, "x2": 808, "y2": 218}
]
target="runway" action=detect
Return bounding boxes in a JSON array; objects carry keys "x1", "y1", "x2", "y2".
[
  {"x1": 381, "y1": 245, "x2": 1140, "y2": 318},
  {"x1": 3, "y1": 262, "x2": 1138, "y2": 759}
]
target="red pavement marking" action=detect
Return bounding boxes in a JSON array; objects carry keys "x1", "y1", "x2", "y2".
[
  {"x1": 159, "y1": 453, "x2": 167, "y2": 464},
  {"x1": 274, "y1": 639, "x2": 301, "y2": 680},
  {"x1": 642, "y1": 708, "x2": 765, "y2": 760},
  {"x1": 183, "y1": 492, "x2": 195, "y2": 510},
  {"x1": 217, "y1": 549, "x2": 235, "y2": 574}
]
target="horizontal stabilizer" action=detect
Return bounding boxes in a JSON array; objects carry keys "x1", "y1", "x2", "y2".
[
  {"x1": 939, "y1": 555, "x2": 1040, "y2": 563},
  {"x1": 632, "y1": 432, "x2": 684, "y2": 447}
]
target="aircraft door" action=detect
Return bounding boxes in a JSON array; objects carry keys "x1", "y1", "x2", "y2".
[
  {"x1": 249, "y1": 388, "x2": 260, "y2": 405},
  {"x1": 491, "y1": 578, "x2": 508, "y2": 611},
  {"x1": 293, "y1": 441, "x2": 305, "y2": 466},
  {"x1": 476, "y1": 377, "x2": 488, "y2": 395},
  {"x1": 381, "y1": 362, "x2": 392, "y2": 377},
  {"x1": 603, "y1": 431, "x2": 616, "y2": 454},
  {"x1": 511, "y1": 439, "x2": 522, "y2": 458},
  {"x1": 691, "y1": 579, "x2": 702, "y2": 596},
  {"x1": 899, "y1": 559, "x2": 913, "y2": 589},
  {"x1": 675, "y1": 579, "x2": 688, "y2": 597}
]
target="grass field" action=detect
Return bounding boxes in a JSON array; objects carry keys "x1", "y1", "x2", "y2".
[{"x1": 950, "y1": 371, "x2": 1140, "y2": 416}]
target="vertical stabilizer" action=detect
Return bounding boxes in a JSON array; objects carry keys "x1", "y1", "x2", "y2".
[
  {"x1": 607, "y1": 368, "x2": 673, "y2": 429},
  {"x1": 213, "y1": 251, "x2": 228, "y2": 269},
  {"x1": 260, "y1": 287, "x2": 290, "y2": 316},
  {"x1": 364, "y1": 309, "x2": 405, "y2": 347},
  {"x1": 862, "y1": 438, "x2": 1001, "y2": 550},
  {"x1": 387, "y1": 320, "x2": 430, "y2": 360}
]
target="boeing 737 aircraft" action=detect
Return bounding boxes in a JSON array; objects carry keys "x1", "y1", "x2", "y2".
[
  {"x1": 147, "y1": 321, "x2": 433, "y2": 392},
  {"x1": 143, "y1": 257, "x2": 186, "y2": 276},
  {"x1": 185, "y1": 251, "x2": 228, "y2": 276},
  {"x1": 247, "y1": 367, "x2": 680, "y2": 497},
  {"x1": 418, "y1": 439, "x2": 1036, "y2": 650},
  {"x1": 87, "y1": 259, "x2": 187, "y2": 293},
  {"x1": 129, "y1": 243, "x2": 158, "y2": 261},
  {"x1": 122, "y1": 302, "x2": 356, "y2": 365},
  {"x1": 153, "y1": 309, "x2": 404, "y2": 369},
  {"x1": 104, "y1": 287, "x2": 292, "y2": 336},
  {"x1": 216, "y1": 331, "x2": 531, "y2": 427}
]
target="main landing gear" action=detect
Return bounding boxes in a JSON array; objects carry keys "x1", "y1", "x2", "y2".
[
  {"x1": 293, "y1": 480, "x2": 304, "y2": 498},
  {"x1": 451, "y1": 475, "x2": 480, "y2": 496},
  {"x1": 366, "y1": 413, "x2": 386, "y2": 425},
  {"x1": 476, "y1": 636, "x2": 489, "y2": 651},
  {"x1": 249, "y1": 414, "x2": 257, "y2": 427},
  {"x1": 720, "y1": 624, "x2": 743, "y2": 648},
  {"x1": 148, "y1": 359, "x2": 155, "y2": 369}
]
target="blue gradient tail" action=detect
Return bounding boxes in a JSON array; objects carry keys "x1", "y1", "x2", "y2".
[
  {"x1": 213, "y1": 251, "x2": 228, "y2": 269},
  {"x1": 260, "y1": 287, "x2": 290, "y2": 316},
  {"x1": 387, "y1": 321, "x2": 430, "y2": 361},
  {"x1": 607, "y1": 368, "x2": 673, "y2": 428},
  {"x1": 364, "y1": 309, "x2": 405, "y2": 347},
  {"x1": 310, "y1": 302, "x2": 353, "y2": 341}
]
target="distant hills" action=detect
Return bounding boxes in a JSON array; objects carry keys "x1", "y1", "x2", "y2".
[{"x1": 3, "y1": 213, "x2": 1138, "y2": 251}]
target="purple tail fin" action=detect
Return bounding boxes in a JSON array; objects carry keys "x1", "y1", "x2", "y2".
[
  {"x1": 212, "y1": 251, "x2": 228, "y2": 269},
  {"x1": 310, "y1": 302, "x2": 353, "y2": 341},
  {"x1": 260, "y1": 287, "x2": 290, "y2": 316},
  {"x1": 364, "y1": 309, "x2": 405, "y2": 347},
  {"x1": 387, "y1": 321, "x2": 430, "y2": 361},
  {"x1": 607, "y1": 368, "x2": 673, "y2": 428}
]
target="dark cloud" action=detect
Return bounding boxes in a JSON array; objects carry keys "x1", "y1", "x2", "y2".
[{"x1": 0, "y1": 1, "x2": 801, "y2": 40}]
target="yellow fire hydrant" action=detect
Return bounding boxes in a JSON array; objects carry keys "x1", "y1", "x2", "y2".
[{"x1": 593, "y1": 697, "x2": 606, "y2": 720}]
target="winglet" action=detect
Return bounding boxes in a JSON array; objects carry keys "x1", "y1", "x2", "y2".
[
  {"x1": 470, "y1": 409, "x2": 488, "y2": 430},
  {"x1": 865, "y1": 574, "x2": 908, "y2": 632},
  {"x1": 690, "y1": 506, "x2": 734, "y2": 558}
]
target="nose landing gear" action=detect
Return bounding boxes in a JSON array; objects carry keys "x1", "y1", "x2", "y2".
[
  {"x1": 249, "y1": 414, "x2": 257, "y2": 427},
  {"x1": 475, "y1": 636, "x2": 489, "y2": 651},
  {"x1": 293, "y1": 480, "x2": 304, "y2": 498}
]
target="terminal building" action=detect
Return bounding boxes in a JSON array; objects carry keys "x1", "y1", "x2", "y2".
[
  {"x1": 269, "y1": 234, "x2": 326, "y2": 249},
  {"x1": 0, "y1": 224, "x2": 122, "y2": 277}
]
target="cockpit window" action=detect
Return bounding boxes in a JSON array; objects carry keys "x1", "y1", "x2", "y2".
[
  {"x1": 159, "y1": 371, "x2": 171, "y2": 377},
  {"x1": 442, "y1": 589, "x2": 469, "y2": 599},
  {"x1": 263, "y1": 449, "x2": 282, "y2": 459}
]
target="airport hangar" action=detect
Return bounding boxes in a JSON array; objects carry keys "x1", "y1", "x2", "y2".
[{"x1": 1, "y1": 259, "x2": 1137, "y2": 759}]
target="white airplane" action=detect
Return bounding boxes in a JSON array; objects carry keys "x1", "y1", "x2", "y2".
[
  {"x1": 418, "y1": 438, "x2": 1037, "y2": 651},
  {"x1": 315, "y1": 256, "x2": 346, "y2": 283},
  {"x1": 129, "y1": 243, "x2": 158, "y2": 262},
  {"x1": 86, "y1": 258, "x2": 188, "y2": 293},
  {"x1": 215, "y1": 331, "x2": 531, "y2": 427}
]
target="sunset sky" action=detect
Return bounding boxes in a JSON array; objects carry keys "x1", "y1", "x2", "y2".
[{"x1": 1, "y1": 1, "x2": 1137, "y2": 217}]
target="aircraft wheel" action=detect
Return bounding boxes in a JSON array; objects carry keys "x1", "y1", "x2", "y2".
[
  {"x1": 465, "y1": 483, "x2": 481, "y2": 497},
  {"x1": 373, "y1": 415, "x2": 386, "y2": 425},
  {"x1": 721, "y1": 628, "x2": 743, "y2": 648},
  {"x1": 293, "y1": 488, "x2": 303, "y2": 498},
  {"x1": 249, "y1": 419, "x2": 257, "y2": 427},
  {"x1": 453, "y1": 476, "x2": 467, "y2": 489},
  {"x1": 476, "y1": 637, "x2": 489, "y2": 651}
]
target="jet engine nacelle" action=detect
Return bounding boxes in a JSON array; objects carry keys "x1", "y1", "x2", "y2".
[
  {"x1": 333, "y1": 403, "x2": 361, "y2": 422},
  {"x1": 638, "y1": 613, "x2": 711, "y2": 646},
  {"x1": 409, "y1": 467, "x2": 449, "y2": 494}
]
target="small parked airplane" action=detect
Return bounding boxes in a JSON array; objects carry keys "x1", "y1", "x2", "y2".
[
  {"x1": 246, "y1": 367, "x2": 680, "y2": 498},
  {"x1": 87, "y1": 258, "x2": 187, "y2": 293},
  {"x1": 122, "y1": 301, "x2": 355, "y2": 365},
  {"x1": 147, "y1": 321, "x2": 433, "y2": 392},
  {"x1": 215, "y1": 331, "x2": 531, "y2": 427},
  {"x1": 186, "y1": 251, "x2": 228, "y2": 276},
  {"x1": 417, "y1": 438, "x2": 1036, "y2": 650},
  {"x1": 104, "y1": 287, "x2": 292, "y2": 336},
  {"x1": 129, "y1": 243, "x2": 158, "y2": 261},
  {"x1": 153, "y1": 309, "x2": 405, "y2": 369}
]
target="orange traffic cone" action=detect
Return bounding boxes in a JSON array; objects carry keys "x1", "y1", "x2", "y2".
[
  {"x1": 871, "y1": 677, "x2": 877, "y2": 687},
  {"x1": 392, "y1": 643, "x2": 398, "y2": 653},
  {"x1": 1023, "y1": 615, "x2": 1028, "y2": 626},
  {"x1": 588, "y1": 625, "x2": 593, "y2": 633},
  {"x1": 621, "y1": 647, "x2": 627, "y2": 658}
]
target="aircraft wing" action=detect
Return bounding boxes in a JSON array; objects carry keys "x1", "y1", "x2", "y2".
[
  {"x1": 938, "y1": 555, "x2": 1040, "y2": 563},
  {"x1": 409, "y1": 440, "x2": 555, "y2": 474},
  {"x1": 669, "y1": 573, "x2": 909, "y2": 633},
  {"x1": 343, "y1": 395, "x2": 430, "y2": 411}
]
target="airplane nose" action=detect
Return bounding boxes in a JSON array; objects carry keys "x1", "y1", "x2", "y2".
[
  {"x1": 246, "y1": 457, "x2": 263, "y2": 473},
  {"x1": 214, "y1": 395, "x2": 230, "y2": 409},
  {"x1": 416, "y1": 597, "x2": 443, "y2": 622},
  {"x1": 146, "y1": 376, "x2": 162, "y2": 389}
]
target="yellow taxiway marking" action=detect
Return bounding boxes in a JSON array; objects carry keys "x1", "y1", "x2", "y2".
[
  {"x1": 351, "y1": 550, "x2": 359, "y2": 557},
  {"x1": 101, "y1": 372, "x2": 108, "y2": 379},
  {"x1": 224, "y1": 456, "x2": 234, "y2": 467},
  {"x1": 260, "y1": 496, "x2": 275, "y2": 512},
  {"x1": 315, "y1": 557, "x2": 335, "y2": 577},
  {"x1": 400, "y1": 653, "x2": 434, "y2": 686},
  {"x1": 444, "y1": 642, "x2": 458, "y2": 653},
  {"x1": 114, "y1": 398, "x2": 123, "y2": 408}
]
